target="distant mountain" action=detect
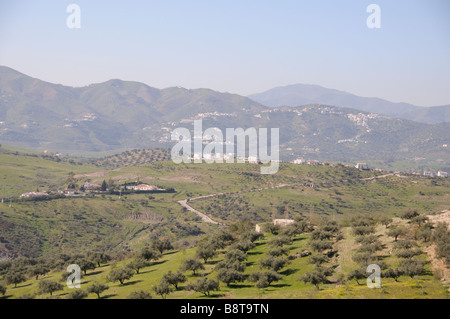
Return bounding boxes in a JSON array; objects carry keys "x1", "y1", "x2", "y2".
[
  {"x1": 0, "y1": 66, "x2": 449, "y2": 171},
  {"x1": 0, "y1": 66, "x2": 265, "y2": 152},
  {"x1": 248, "y1": 84, "x2": 450, "y2": 124}
]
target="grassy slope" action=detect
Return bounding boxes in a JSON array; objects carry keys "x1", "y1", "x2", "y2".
[
  {"x1": 1, "y1": 151, "x2": 449, "y2": 258},
  {"x1": 2, "y1": 226, "x2": 448, "y2": 299}
]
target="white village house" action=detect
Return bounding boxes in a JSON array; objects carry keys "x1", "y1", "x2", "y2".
[
  {"x1": 128, "y1": 184, "x2": 158, "y2": 191},
  {"x1": 292, "y1": 157, "x2": 305, "y2": 164},
  {"x1": 437, "y1": 171, "x2": 448, "y2": 178},
  {"x1": 20, "y1": 192, "x2": 48, "y2": 198},
  {"x1": 355, "y1": 163, "x2": 369, "y2": 170}
]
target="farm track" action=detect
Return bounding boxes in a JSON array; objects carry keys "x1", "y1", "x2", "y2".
[{"x1": 176, "y1": 172, "x2": 406, "y2": 225}]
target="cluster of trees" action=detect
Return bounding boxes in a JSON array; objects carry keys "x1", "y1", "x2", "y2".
[
  {"x1": 151, "y1": 230, "x2": 235, "y2": 298},
  {"x1": 151, "y1": 216, "x2": 311, "y2": 297},
  {"x1": 432, "y1": 222, "x2": 450, "y2": 266},
  {"x1": 0, "y1": 237, "x2": 176, "y2": 299},
  {"x1": 0, "y1": 251, "x2": 112, "y2": 298},
  {"x1": 347, "y1": 211, "x2": 432, "y2": 285},
  {"x1": 95, "y1": 148, "x2": 172, "y2": 168},
  {"x1": 300, "y1": 219, "x2": 341, "y2": 289}
]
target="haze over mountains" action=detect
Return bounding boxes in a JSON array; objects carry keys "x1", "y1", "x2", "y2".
[
  {"x1": 249, "y1": 84, "x2": 450, "y2": 124},
  {"x1": 0, "y1": 66, "x2": 449, "y2": 171}
]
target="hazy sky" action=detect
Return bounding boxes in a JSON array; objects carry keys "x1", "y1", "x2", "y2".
[{"x1": 1, "y1": 0, "x2": 449, "y2": 106}]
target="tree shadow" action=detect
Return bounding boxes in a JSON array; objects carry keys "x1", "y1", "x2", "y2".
[
  {"x1": 151, "y1": 260, "x2": 167, "y2": 267},
  {"x1": 86, "y1": 270, "x2": 103, "y2": 276},
  {"x1": 163, "y1": 250, "x2": 179, "y2": 256},
  {"x1": 280, "y1": 268, "x2": 299, "y2": 276},
  {"x1": 139, "y1": 269, "x2": 156, "y2": 275},
  {"x1": 121, "y1": 280, "x2": 143, "y2": 287},
  {"x1": 270, "y1": 283, "x2": 290, "y2": 288},
  {"x1": 228, "y1": 283, "x2": 253, "y2": 289},
  {"x1": 15, "y1": 283, "x2": 32, "y2": 289},
  {"x1": 292, "y1": 237, "x2": 306, "y2": 243},
  {"x1": 247, "y1": 251, "x2": 263, "y2": 256},
  {"x1": 206, "y1": 293, "x2": 226, "y2": 298},
  {"x1": 100, "y1": 294, "x2": 117, "y2": 299}
]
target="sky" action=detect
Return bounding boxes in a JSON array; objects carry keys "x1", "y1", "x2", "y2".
[{"x1": 0, "y1": 0, "x2": 449, "y2": 106}]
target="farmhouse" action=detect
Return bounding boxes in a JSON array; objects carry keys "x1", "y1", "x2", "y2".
[
  {"x1": 20, "y1": 192, "x2": 48, "y2": 198},
  {"x1": 63, "y1": 189, "x2": 77, "y2": 196},
  {"x1": 292, "y1": 157, "x2": 305, "y2": 164},
  {"x1": 247, "y1": 155, "x2": 259, "y2": 164},
  {"x1": 128, "y1": 184, "x2": 158, "y2": 191},
  {"x1": 83, "y1": 182, "x2": 101, "y2": 190},
  {"x1": 355, "y1": 163, "x2": 369, "y2": 170},
  {"x1": 423, "y1": 171, "x2": 433, "y2": 177},
  {"x1": 437, "y1": 171, "x2": 448, "y2": 178}
]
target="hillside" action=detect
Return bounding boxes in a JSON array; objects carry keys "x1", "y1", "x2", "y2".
[
  {"x1": 0, "y1": 149, "x2": 449, "y2": 261},
  {"x1": 1, "y1": 66, "x2": 449, "y2": 172},
  {"x1": 249, "y1": 83, "x2": 450, "y2": 124},
  {"x1": 0, "y1": 213, "x2": 448, "y2": 300},
  {"x1": 0, "y1": 66, "x2": 265, "y2": 153}
]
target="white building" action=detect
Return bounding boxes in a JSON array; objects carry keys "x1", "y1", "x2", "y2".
[
  {"x1": 292, "y1": 157, "x2": 305, "y2": 164},
  {"x1": 355, "y1": 163, "x2": 369, "y2": 170},
  {"x1": 437, "y1": 171, "x2": 448, "y2": 178},
  {"x1": 248, "y1": 155, "x2": 259, "y2": 164}
]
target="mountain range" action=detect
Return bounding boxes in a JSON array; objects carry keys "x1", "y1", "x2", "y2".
[
  {"x1": 0, "y1": 66, "x2": 449, "y2": 171},
  {"x1": 249, "y1": 84, "x2": 450, "y2": 124}
]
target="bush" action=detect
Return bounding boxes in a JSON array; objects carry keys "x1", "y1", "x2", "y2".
[
  {"x1": 87, "y1": 283, "x2": 109, "y2": 298},
  {"x1": 431, "y1": 222, "x2": 450, "y2": 266},
  {"x1": 259, "y1": 256, "x2": 288, "y2": 272},
  {"x1": 162, "y1": 271, "x2": 186, "y2": 290},
  {"x1": 383, "y1": 268, "x2": 403, "y2": 282},
  {"x1": 347, "y1": 268, "x2": 366, "y2": 285},
  {"x1": 308, "y1": 254, "x2": 329, "y2": 265},
  {"x1": 248, "y1": 270, "x2": 282, "y2": 287},
  {"x1": 153, "y1": 279, "x2": 172, "y2": 299},
  {"x1": 352, "y1": 226, "x2": 376, "y2": 236},
  {"x1": 186, "y1": 277, "x2": 219, "y2": 297},
  {"x1": 108, "y1": 267, "x2": 134, "y2": 285},
  {"x1": 310, "y1": 240, "x2": 333, "y2": 253},
  {"x1": 38, "y1": 280, "x2": 64, "y2": 296},
  {"x1": 66, "y1": 289, "x2": 88, "y2": 299},
  {"x1": 216, "y1": 269, "x2": 246, "y2": 287},
  {"x1": 399, "y1": 259, "x2": 426, "y2": 278},
  {"x1": 128, "y1": 290, "x2": 152, "y2": 299},
  {"x1": 0, "y1": 284, "x2": 6, "y2": 296},
  {"x1": 179, "y1": 257, "x2": 205, "y2": 276},
  {"x1": 396, "y1": 248, "x2": 423, "y2": 259},
  {"x1": 400, "y1": 210, "x2": 420, "y2": 220}
]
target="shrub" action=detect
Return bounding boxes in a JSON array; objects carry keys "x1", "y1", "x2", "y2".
[
  {"x1": 128, "y1": 290, "x2": 152, "y2": 299},
  {"x1": 186, "y1": 277, "x2": 219, "y2": 297},
  {"x1": 66, "y1": 289, "x2": 88, "y2": 299},
  {"x1": 87, "y1": 283, "x2": 109, "y2": 298}
]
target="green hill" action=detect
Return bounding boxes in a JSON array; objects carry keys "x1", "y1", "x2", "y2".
[
  {"x1": 1, "y1": 216, "x2": 448, "y2": 299},
  {"x1": 1, "y1": 66, "x2": 449, "y2": 171}
]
